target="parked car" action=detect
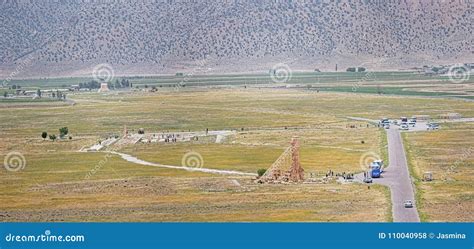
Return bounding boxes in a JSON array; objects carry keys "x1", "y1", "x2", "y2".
[
  {"x1": 404, "y1": 200, "x2": 413, "y2": 208},
  {"x1": 400, "y1": 124, "x2": 409, "y2": 130},
  {"x1": 427, "y1": 123, "x2": 440, "y2": 130},
  {"x1": 363, "y1": 177, "x2": 373, "y2": 183}
]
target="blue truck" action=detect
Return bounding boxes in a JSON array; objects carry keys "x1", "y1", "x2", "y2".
[{"x1": 370, "y1": 160, "x2": 384, "y2": 178}]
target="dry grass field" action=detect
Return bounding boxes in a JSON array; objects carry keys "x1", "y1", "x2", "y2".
[
  {"x1": 1, "y1": 87, "x2": 472, "y2": 222},
  {"x1": 403, "y1": 122, "x2": 473, "y2": 222}
]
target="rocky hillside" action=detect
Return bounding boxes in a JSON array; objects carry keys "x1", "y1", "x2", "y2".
[{"x1": 0, "y1": 0, "x2": 472, "y2": 77}]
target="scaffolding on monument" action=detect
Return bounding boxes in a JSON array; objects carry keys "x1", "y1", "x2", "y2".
[{"x1": 257, "y1": 137, "x2": 304, "y2": 183}]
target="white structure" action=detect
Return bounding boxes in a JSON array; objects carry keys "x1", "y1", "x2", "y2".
[{"x1": 98, "y1": 83, "x2": 110, "y2": 92}]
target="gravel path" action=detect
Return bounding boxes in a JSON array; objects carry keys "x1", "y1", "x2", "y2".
[{"x1": 110, "y1": 151, "x2": 257, "y2": 176}]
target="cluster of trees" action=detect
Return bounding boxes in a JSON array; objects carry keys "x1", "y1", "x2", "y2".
[
  {"x1": 9, "y1": 84, "x2": 21, "y2": 89},
  {"x1": 78, "y1": 79, "x2": 132, "y2": 90},
  {"x1": 112, "y1": 79, "x2": 132, "y2": 89},
  {"x1": 41, "y1": 127, "x2": 71, "y2": 141},
  {"x1": 78, "y1": 80, "x2": 101, "y2": 90},
  {"x1": 34, "y1": 89, "x2": 66, "y2": 100},
  {"x1": 51, "y1": 90, "x2": 66, "y2": 99}
]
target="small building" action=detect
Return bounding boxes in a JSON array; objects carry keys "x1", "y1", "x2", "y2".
[
  {"x1": 413, "y1": 115, "x2": 431, "y2": 121},
  {"x1": 69, "y1": 85, "x2": 80, "y2": 91},
  {"x1": 98, "y1": 83, "x2": 110, "y2": 93},
  {"x1": 438, "y1": 113, "x2": 462, "y2": 120}
]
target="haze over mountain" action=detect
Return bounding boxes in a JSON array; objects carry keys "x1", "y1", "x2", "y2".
[{"x1": 0, "y1": 0, "x2": 472, "y2": 78}]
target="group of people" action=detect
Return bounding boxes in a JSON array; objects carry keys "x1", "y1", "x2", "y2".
[
  {"x1": 157, "y1": 133, "x2": 180, "y2": 143},
  {"x1": 325, "y1": 170, "x2": 354, "y2": 180}
]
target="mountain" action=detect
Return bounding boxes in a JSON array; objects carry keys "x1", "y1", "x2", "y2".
[{"x1": 0, "y1": 0, "x2": 472, "y2": 78}]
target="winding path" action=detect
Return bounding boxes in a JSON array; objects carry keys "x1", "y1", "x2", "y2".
[{"x1": 109, "y1": 151, "x2": 257, "y2": 176}]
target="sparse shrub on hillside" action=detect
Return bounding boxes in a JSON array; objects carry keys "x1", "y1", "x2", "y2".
[
  {"x1": 257, "y1": 168, "x2": 267, "y2": 177},
  {"x1": 41, "y1": 132, "x2": 48, "y2": 140},
  {"x1": 0, "y1": 1, "x2": 470, "y2": 71},
  {"x1": 59, "y1": 127, "x2": 69, "y2": 138},
  {"x1": 49, "y1": 134, "x2": 57, "y2": 141}
]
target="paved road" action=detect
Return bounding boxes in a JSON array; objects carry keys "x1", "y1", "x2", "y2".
[{"x1": 355, "y1": 127, "x2": 420, "y2": 222}]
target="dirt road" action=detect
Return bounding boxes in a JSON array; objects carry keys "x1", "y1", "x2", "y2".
[
  {"x1": 110, "y1": 151, "x2": 257, "y2": 176},
  {"x1": 356, "y1": 128, "x2": 420, "y2": 222}
]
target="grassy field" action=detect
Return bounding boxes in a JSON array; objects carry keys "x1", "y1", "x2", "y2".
[
  {"x1": 403, "y1": 122, "x2": 473, "y2": 222},
  {"x1": 0, "y1": 86, "x2": 472, "y2": 222},
  {"x1": 2, "y1": 71, "x2": 473, "y2": 99}
]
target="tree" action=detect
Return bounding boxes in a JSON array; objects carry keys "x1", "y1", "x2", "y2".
[
  {"x1": 257, "y1": 168, "x2": 267, "y2": 177},
  {"x1": 41, "y1": 131, "x2": 48, "y2": 140},
  {"x1": 49, "y1": 134, "x2": 57, "y2": 141},
  {"x1": 376, "y1": 85, "x2": 384, "y2": 95},
  {"x1": 3, "y1": 92, "x2": 7, "y2": 98},
  {"x1": 59, "y1": 127, "x2": 69, "y2": 138}
]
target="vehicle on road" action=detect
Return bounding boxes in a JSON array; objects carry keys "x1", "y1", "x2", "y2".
[
  {"x1": 401, "y1": 117, "x2": 408, "y2": 123},
  {"x1": 384, "y1": 124, "x2": 390, "y2": 129},
  {"x1": 400, "y1": 124, "x2": 409, "y2": 130},
  {"x1": 427, "y1": 122, "x2": 440, "y2": 130},
  {"x1": 380, "y1": 118, "x2": 390, "y2": 126},
  {"x1": 404, "y1": 200, "x2": 414, "y2": 208},
  {"x1": 408, "y1": 121, "x2": 416, "y2": 127},
  {"x1": 370, "y1": 160, "x2": 384, "y2": 178}
]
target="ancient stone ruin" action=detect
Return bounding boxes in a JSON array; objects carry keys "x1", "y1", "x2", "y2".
[{"x1": 257, "y1": 137, "x2": 304, "y2": 183}]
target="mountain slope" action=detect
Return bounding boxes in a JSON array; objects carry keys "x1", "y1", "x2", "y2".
[{"x1": 0, "y1": 0, "x2": 472, "y2": 77}]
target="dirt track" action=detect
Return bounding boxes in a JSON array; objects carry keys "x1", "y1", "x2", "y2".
[{"x1": 110, "y1": 151, "x2": 257, "y2": 176}]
